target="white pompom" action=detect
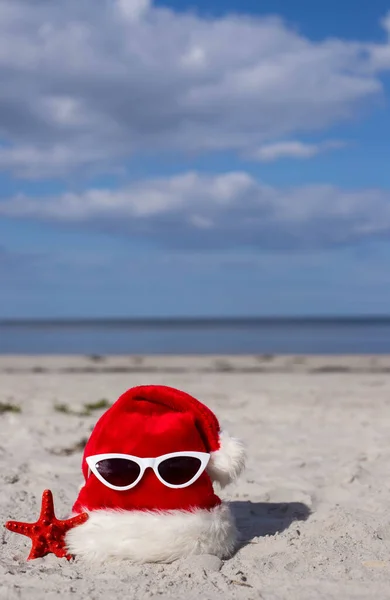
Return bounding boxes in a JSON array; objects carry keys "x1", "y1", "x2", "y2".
[{"x1": 207, "y1": 431, "x2": 246, "y2": 488}]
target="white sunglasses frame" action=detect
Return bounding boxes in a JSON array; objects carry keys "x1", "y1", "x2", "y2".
[{"x1": 86, "y1": 451, "x2": 211, "y2": 491}]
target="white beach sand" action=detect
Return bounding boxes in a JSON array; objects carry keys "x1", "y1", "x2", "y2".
[{"x1": 1, "y1": 354, "x2": 390, "y2": 599}]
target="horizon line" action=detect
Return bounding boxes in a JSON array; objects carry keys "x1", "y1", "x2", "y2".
[{"x1": 2, "y1": 315, "x2": 390, "y2": 327}]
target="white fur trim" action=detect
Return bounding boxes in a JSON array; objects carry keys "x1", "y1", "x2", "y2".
[
  {"x1": 65, "y1": 503, "x2": 237, "y2": 564},
  {"x1": 207, "y1": 431, "x2": 246, "y2": 488}
]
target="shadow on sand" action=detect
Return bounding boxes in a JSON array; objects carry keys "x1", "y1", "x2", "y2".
[{"x1": 230, "y1": 500, "x2": 311, "y2": 549}]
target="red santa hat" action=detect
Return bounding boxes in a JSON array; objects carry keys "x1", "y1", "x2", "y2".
[{"x1": 66, "y1": 385, "x2": 246, "y2": 563}]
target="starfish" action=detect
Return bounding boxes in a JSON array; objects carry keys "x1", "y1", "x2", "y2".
[{"x1": 4, "y1": 489, "x2": 88, "y2": 561}]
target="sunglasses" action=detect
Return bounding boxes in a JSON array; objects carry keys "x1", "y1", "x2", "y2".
[{"x1": 86, "y1": 451, "x2": 210, "y2": 491}]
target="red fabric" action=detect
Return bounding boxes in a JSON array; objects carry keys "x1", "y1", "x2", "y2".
[{"x1": 72, "y1": 385, "x2": 221, "y2": 513}]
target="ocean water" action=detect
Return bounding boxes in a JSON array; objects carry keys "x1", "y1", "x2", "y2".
[{"x1": 1, "y1": 318, "x2": 390, "y2": 355}]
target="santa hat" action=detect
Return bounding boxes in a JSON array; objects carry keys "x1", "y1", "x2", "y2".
[{"x1": 66, "y1": 385, "x2": 245, "y2": 563}]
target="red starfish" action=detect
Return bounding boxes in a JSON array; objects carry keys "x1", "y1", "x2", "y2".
[{"x1": 4, "y1": 489, "x2": 88, "y2": 561}]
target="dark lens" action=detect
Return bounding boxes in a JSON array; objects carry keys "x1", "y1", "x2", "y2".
[
  {"x1": 157, "y1": 456, "x2": 202, "y2": 486},
  {"x1": 95, "y1": 458, "x2": 141, "y2": 488}
]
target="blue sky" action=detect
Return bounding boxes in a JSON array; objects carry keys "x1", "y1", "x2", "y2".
[{"x1": 1, "y1": 0, "x2": 390, "y2": 318}]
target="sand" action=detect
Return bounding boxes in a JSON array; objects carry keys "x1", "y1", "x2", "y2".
[{"x1": 1, "y1": 354, "x2": 390, "y2": 599}]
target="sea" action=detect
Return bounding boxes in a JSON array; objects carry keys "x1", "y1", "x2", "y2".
[{"x1": 1, "y1": 317, "x2": 390, "y2": 355}]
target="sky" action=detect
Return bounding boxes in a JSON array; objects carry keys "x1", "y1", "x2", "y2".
[{"x1": 1, "y1": 0, "x2": 390, "y2": 318}]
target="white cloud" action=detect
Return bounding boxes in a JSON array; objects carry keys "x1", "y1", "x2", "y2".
[
  {"x1": 1, "y1": 171, "x2": 390, "y2": 250},
  {"x1": 0, "y1": 142, "x2": 124, "y2": 179},
  {"x1": 0, "y1": 1, "x2": 389, "y2": 177},
  {"x1": 368, "y1": 13, "x2": 390, "y2": 70},
  {"x1": 252, "y1": 140, "x2": 345, "y2": 162},
  {"x1": 116, "y1": 0, "x2": 151, "y2": 21}
]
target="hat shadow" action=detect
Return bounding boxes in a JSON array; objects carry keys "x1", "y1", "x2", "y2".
[{"x1": 230, "y1": 500, "x2": 311, "y2": 550}]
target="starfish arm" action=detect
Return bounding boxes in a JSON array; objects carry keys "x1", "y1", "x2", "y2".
[
  {"x1": 28, "y1": 538, "x2": 50, "y2": 560},
  {"x1": 58, "y1": 512, "x2": 89, "y2": 532},
  {"x1": 5, "y1": 520, "x2": 36, "y2": 537},
  {"x1": 39, "y1": 489, "x2": 55, "y2": 521}
]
